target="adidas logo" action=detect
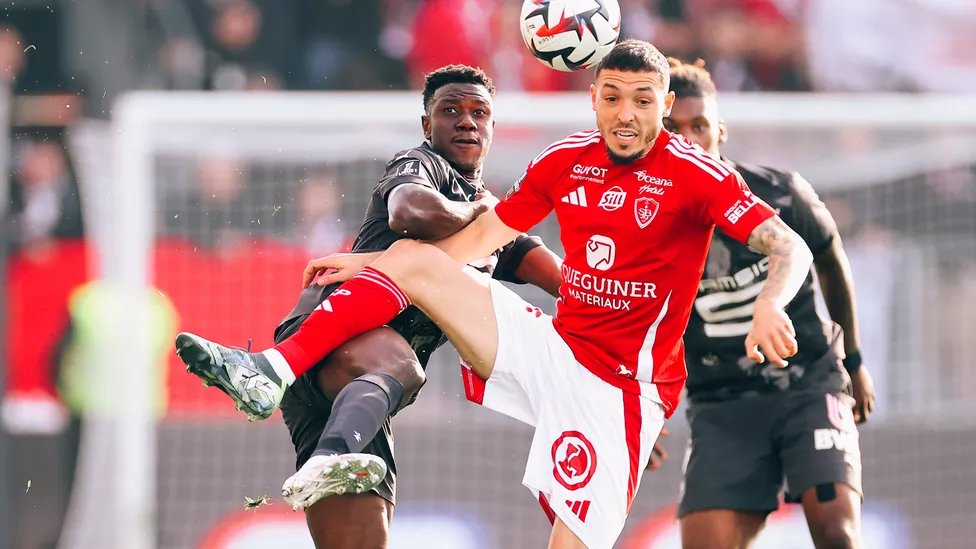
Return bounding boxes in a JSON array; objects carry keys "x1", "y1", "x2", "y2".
[
  {"x1": 315, "y1": 300, "x2": 333, "y2": 312},
  {"x1": 565, "y1": 499, "x2": 591, "y2": 522},
  {"x1": 560, "y1": 186, "x2": 587, "y2": 207}
]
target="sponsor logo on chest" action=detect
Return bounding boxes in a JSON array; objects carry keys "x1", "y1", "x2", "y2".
[{"x1": 571, "y1": 164, "x2": 607, "y2": 183}]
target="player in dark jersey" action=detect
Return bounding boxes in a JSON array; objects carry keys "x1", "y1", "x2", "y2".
[
  {"x1": 184, "y1": 65, "x2": 563, "y2": 549},
  {"x1": 662, "y1": 58, "x2": 877, "y2": 549}
]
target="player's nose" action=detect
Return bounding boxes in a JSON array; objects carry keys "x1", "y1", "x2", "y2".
[
  {"x1": 616, "y1": 103, "x2": 635, "y2": 123},
  {"x1": 456, "y1": 112, "x2": 477, "y2": 130}
]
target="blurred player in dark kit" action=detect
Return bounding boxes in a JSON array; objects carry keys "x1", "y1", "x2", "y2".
[{"x1": 664, "y1": 57, "x2": 876, "y2": 549}]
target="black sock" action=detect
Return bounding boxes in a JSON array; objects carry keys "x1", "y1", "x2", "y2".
[{"x1": 313, "y1": 373, "x2": 405, "y2": 457}]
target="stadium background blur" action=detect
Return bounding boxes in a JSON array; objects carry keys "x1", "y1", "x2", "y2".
[{"x1": 1, "y1": 1, "x2": 975, "y2": 548}]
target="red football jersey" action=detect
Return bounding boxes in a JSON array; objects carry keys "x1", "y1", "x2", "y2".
[{"x1": 494, "y1": 129, "x2": 776, "y2": 417}]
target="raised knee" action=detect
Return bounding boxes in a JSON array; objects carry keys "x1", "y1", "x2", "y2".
[{"x1": 385, "y1": 238, "x2": 432, "y2": 264}]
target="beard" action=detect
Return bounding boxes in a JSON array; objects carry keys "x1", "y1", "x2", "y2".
[
  {"x1": 606, "y1": 145, "x2": 644, "y2": 165},
  {"x1": 605, "y1": 130, "x2": 658, "y2": 165}
]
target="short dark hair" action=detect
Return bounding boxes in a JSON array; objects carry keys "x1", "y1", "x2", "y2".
[
  {"x1": 594, "y1": 39, "x2": 670, "y2": 89},
  {"x1": 422, "y1": 64, "x2": 496, "y2": 113},
  {"x1": 668, "y1": 57, "x2": 718, "y2": 98}
]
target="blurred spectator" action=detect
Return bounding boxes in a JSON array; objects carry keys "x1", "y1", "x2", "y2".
[
  {"x1": 407, "y1": 0, "x2": 492, "y2": 89},
  {"x1": 295, "y1": 174, "x2": 352, "y2": 256},
  {"x1": 620, "y1": 0, "x2": 697, "y2": 61},
  {"x1": 684, "y1": 0, "x2": 808, "y2": 90},
  {"x1": 301, "y1": 0, "x2": 407, "y2": 90},
  {"x1": 0, "y1": 24, "x2": 25, "y2": 86},
  {"x1": 7, "y1": 139, "x2": 84, "y2": 251},
  {"x1": 187, "y1": 155, "x2": 248, "y2": 254}
]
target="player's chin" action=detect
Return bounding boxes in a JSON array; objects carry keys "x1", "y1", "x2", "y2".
[
  {"x1": 447, "y1": 144, "x2": 484, "y2": 170},
  {"x1": 605, "y1": 143, "x2": 643, "y2": 165}
]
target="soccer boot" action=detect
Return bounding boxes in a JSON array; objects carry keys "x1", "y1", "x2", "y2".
[
  {"x1": 281, "y1": 453, "x2": 388, "y2": 511},
  {"x1": 175, "y1": 332, "x2": 285, "y2": 421}
]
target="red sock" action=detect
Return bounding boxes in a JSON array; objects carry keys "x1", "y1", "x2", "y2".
[{"x1": 273, "y1": 267, "x2": 410, "y2": 379}]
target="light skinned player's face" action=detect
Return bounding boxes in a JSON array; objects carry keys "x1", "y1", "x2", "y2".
[
  {"x1": 422, "y1": 82, "x2": 495, "y2": 178},
  {"x1": 662, "y1": 95, "x2": 727, "y2": 157},
  {"x1": 590, "y1": 69, "x2": 675, "y2": 165}
]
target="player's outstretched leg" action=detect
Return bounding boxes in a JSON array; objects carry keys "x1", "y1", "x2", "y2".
[
  {"x1": 175, "y1": 333, "x2": 291, "y2": 421},
  {"x1": 177, "y1": 239, "x2": 498, "y2": 420}
]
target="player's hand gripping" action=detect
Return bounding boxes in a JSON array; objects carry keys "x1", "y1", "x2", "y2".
[
  {"x1": 745, "y1": 300, "x2": 798, "y2": 368},
  {"x1": 302, "y1": 251, "x2": 383, "y2": 288},
  {"x1": 473, "y1": 188, "x2": 500, "y2": 212}
]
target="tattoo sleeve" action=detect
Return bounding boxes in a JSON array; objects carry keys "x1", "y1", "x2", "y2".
[{"x1": 747, "y1": 216, "x2": 814, "y2": 310}]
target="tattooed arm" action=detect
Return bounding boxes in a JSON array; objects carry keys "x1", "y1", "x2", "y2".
[
  {"x1": 747, "y1": 215, "x2": 814, "y2": 310},
  {"x1": 744, "y1": 216, "x2": 814, "y2": 367}
]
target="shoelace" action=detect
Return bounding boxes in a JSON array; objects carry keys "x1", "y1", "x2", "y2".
[{"x1": 230, "y1": 338, "x2": 254, "y2": 354}]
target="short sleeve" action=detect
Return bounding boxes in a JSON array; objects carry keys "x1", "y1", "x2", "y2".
[
  {"x1": 494, "y1": 158, "x2": 556, "y2": 233},
  {"x1": 784, "y1": 173, "x2": 838, "y2": 256},
  {"x1": 705, "y1": 170, "x2": 777, "y2": 245},
  {"x1": 375, "y1": 155, "x2": 439, "y2": 204},
  {"x1": 492, "y1": 234, "x2": 544, "y2": 284}
]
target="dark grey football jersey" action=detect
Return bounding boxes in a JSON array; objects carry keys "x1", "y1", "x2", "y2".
[
  {"x1": 279, "y1": 142, "x2": 542, "y2": 367},
  {"x1": 683, "y1": 160, "x2": 844, "y2": 402}
]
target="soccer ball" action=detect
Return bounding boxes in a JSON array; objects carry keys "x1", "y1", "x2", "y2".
[{"x1": 520, "y1": 0, "x2": 621, "y2": 72}]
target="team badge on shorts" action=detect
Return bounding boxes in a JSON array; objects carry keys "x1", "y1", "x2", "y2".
[
  {"x1": 551, "y1": 431, "x2": 597, "y2": 490},
  {"x1": 635, "y1": 197, "x2": 659, "y2": 229}
]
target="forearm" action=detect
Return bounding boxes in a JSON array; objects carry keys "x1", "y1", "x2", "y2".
[
  {"x1": 433, "y1": 210, "x2": 521, "y2": 266},
  {"x1": 388, "y1": 188, "x2": 489, "y2": 241},
  {"x1": 513, "y1": 246, "x2": 563, "y2": 298},
  {"x1": 747, "y1": 216, "x2": 814, "y2": 310},
  {"x1": 814, "y1": 238, "x2": 861, "y2": 353}
]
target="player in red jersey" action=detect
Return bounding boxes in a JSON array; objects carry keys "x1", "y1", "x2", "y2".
[{"x1": 176, "y1": 40, "x2": 815, "y2": 549}]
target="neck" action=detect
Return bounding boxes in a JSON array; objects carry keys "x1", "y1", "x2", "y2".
[{"x1": 458, "y1": 166, "x2": 482, "y2": 182}]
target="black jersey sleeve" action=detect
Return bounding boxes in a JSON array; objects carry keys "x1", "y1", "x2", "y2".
[
  {"x1": 491, "y1": 234, "x2": 544, "y2": 285},
  {"x1": 375, "y1": 151, "x2": 441, "y2": 203},
  {"x1": 785, "y1": 173, "x2": 838, "y2": 256}
]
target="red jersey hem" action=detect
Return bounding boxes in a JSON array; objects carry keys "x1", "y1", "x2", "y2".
[{"x1": 551, "y1": 319, "x2": 681, "y2": 418}]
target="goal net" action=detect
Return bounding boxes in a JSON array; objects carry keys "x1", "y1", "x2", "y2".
[{"x1": 62, "y1": 91, "x2": 976, "y2": 549}]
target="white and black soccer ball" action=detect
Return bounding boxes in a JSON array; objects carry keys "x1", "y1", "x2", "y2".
[{"x1": 520, "y1": 0, "x2": 621, "y2": 72}]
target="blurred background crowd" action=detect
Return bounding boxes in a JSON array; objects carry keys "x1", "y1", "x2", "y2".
[{"x1": 2, "y1": 1, "x2": 976, "y2": 549}]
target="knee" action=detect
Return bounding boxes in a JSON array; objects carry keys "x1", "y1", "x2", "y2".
[
  {"x1": 374, "y1": 359, "x2": 425, "y2": 413},
  {"x1": 385, "y1": 239, "x2": 434, "y2": 268},
  {"x1": 384, "y1": 239, "x2": 441, "y2": 281},
  {"x1": 387, "y1": 358, "x2": 425, "y2": 396}
]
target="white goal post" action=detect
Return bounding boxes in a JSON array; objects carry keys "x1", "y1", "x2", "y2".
[{"x1": 63, "y1": 91, "x2": 976, "y2": 549}]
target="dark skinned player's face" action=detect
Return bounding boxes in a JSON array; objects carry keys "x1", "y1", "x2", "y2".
[
  {"x1": 422, "y1": 83, "x2": 494, "y2": 177},
  {"x1": 662, "y1": 95, "x2": 727, "y2": 157}
]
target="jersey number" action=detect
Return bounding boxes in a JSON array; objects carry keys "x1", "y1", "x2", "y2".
[{"x1": 694, "y1": 282, "x2": 765, "y2": 338}]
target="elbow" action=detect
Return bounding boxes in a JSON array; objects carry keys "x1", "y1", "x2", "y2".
[
  {"x1": 388, "y1": 207, "x2": 435, "y2": 239},
  {"x1": 387, "y1": 209, "x2": 418, "y2": 237}
]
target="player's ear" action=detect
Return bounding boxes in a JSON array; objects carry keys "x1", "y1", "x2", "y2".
[
  {"x1": 421, "y1": 114, "x2": 431, "y2": 141},
  {"x1": 718, "y1": 119, "x2": 729, "y2": 145},
  {"x1": 590, "y1": 84, "x2": 598, "y2": 111},
  {"x1": 662, "y1": 91, "x2": 675, "y2": 117}
]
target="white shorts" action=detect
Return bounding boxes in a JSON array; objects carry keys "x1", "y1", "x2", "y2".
[{"x1": 461, "y1": 280, "x2": 666, "y2": 549}]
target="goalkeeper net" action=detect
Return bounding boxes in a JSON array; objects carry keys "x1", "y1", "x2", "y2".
[{"x1": 62, "y1": 92, "x2": 976, "y2": 549}]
